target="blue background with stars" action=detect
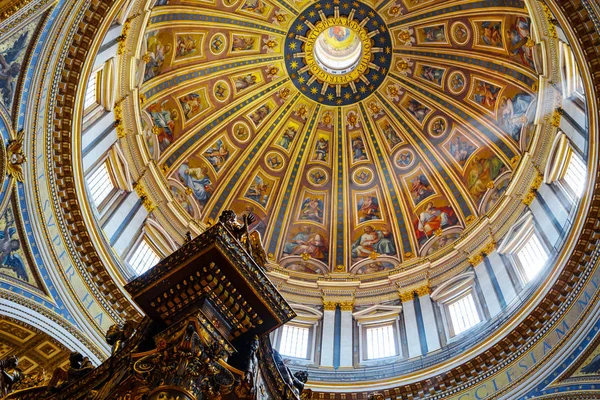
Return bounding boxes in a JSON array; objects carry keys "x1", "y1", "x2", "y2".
[{"x1": 284, "y1": 0, "x2": 392, "y2": 106}]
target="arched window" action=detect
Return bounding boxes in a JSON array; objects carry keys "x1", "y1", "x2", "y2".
[
  {"x1": 127, "y1": 237, "x2": 161, "y2": 275},
  {"x1": 431, "y1": 273, "x2": 483, "y2": 338},
  {"x1": 562, "y1": 151, "x2": 586, "y2": 199},
  {"x1": 279, "y1": 324, "x2": 310, "y2": 359},
  {"x1": 87, "y1": 161, "x2": 116, "y2": 208},
  {"x1": 84, "y1": 69, "x2": 102, "y2": 113},
  {"x1": 498, "y1": 212, "x2": 549, "y2": 284},
  {"x1": 353, "y1": 305, "x2": 402, "y2": 362},
  {"x1": 545, "y1": 132, "x2": 586, "y2": 204},
  {"x1": 365, "y1": 324, "x2": 397, "y2": 359},
  {"x1": 446, "y1": 292, "x2": 480, "y2": 336},
  {"x1": 272, "y1": 305, "x2": 321, "y2": 362}
]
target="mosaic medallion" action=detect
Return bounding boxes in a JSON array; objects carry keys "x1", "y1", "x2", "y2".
[{"x1": 284, "y1": 1, "x2": 392, "y2": 106}]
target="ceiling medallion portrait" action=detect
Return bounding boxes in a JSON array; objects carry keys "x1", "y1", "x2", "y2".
[{"x1": 285, "y1": 0, "x2": 391, "y2": 105}]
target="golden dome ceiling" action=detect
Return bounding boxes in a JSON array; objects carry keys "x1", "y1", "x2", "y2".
[{"x1": 137, "y1": 0, "x2": 538, "y2": 275}]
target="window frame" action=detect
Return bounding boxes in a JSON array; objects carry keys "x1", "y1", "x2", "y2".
[
  {"x1": 510, "y1": 229, "x2": 550, "y2": 285},
  {"x1": 86, "y1": 158, "x2": 121, "y2": 215},
  {"x1": 431, "y1": 273, "x2": 484, "y2": 340},
  {"x1": 362, "y1": 321, "x2": 400, "y2": 361},
  {"x1": 444, "y1": 291, "x2": 482, "y2": 337},
  {"x1": 84, "y1": 68, "x2": 103, "y2": 115},
  {"x1": 125, "y1": 234, "x2": 162, "y2": 276},
  {"x1": 274, "y1": 321, "x2": 316, "y2": 362}
]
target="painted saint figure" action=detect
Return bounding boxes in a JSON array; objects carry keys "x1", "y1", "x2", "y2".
[
  {"x1": 179, "y1": 163, "x2": 213, "y2": 208},
  {"x1": 351, "y1": 226, "x2": 396, "y2": 258},
  {"x1": 358, "y1": 196, "x2": 380, "y2": 222},
  {"x1": 415, "y1": 202, "x2": 457, "y2": 243}
]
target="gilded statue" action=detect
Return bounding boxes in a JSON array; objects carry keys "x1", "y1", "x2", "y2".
[
  {"x1": 105, "y1": 320, "x2": 137, "y2": 355},
  {"x1": 0, "y1": 355, "x2": 23, "y2": 397}
]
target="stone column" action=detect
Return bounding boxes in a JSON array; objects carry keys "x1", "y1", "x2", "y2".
[
  {"x1": 320, "y1": 301, "x2": 336, "y2": 367},
  {"x1": 415, "y1": 286, "x2": 441, "y2": 352},
  {"x1": 339, "y1": 301, "x2": 354, "y2": 367},
  {"x1": 400, "y1": 291, "x2": 422, "y2": 358}
]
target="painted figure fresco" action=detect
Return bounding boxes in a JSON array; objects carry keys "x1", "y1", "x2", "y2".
[
  {"x1": 144, "y1": 32, "x2": 171, "y2": 81},
  {"x1": 430, "y1": 117, "x2": 447, "y2": 136},
  {"x1": 175, "y1": 34, "x2": 199, "y2": 58},
  {"x1": 410, "y1": 174, "x2": 435, "y2": 204},
  {"x1": 450, "y1": 72, "x2": 465, "y2": 93},
  {"x1": 313, "y1": 135, "x2": 330, "y2": 162},
  {"x1": 278, "y1": 125, "x2": 297, "y2": 149},
  {"x1": 249, "y1": 103, "x2": 272, "y2": 126},
  {"x1": 309, "y1": 169, "x2": 327, "y2": 185},
  {"x1": 381, "y1": 121, "x2": 402, "y2": 147},
  {"x1": 351, "y1": 133, "x2": 368, "y2": 162},
  {"x1": 480, "y1": 175, "x2": 509, "y2": 214},
  {"x1": 453, "y1": 23, "x2": 469, "y2": 43},
  {"x1": 241, "y1": 0, "x2": 269, "y2": 15},
  {"x1": 283, "y1": 226, "x2": 328, "y2": 260},
  {"x1": 420, "y1": 65, "x2": 444, "y2": 85},
  {"x1": 354, "y1": 168, "x2": 373, "y2": 185},
  {"x1": 233, "y1": 122, "x2": 250, "y2": 141},
  {"x1": 179, "y1": 92, "x2": 209, "y2": 121},
  {"x1": 357, "y1": 195, "x2": 381, "y2": 223},
  {"x1": 178, "y1": 163, "x2": 213, "y2": 209},
  {"x1": 284, "y1": 261, "x2": 326, "y2": 274},
  {"x1": 351, "y1": 226, "x2": 396, "y2": 258},
  {"x1": 170, "y1": 184, "x2": 195, "y2": 217},
  {"x1": 448, "y1": 134, "x2": 476, "y2": 165},
  {"x1": 231, "y1": 35, "x2": 256, "y2": 52},
  {"x1": 422, "y1": 25, "x2": 446, "y2": 42},
  {"x1": 414, "y1": 201, "x2": 458, "y2": 244},
  {"x1": 507, "y1": 17, "x2": 534, "y2": 68},
  {"x1": 0, "y1": 208, "x2": 27, "y2": 283},
  {"x1": 299, "y1": 197, "x2": 324, "y2": 223},
  {"x1": 405, "y1": 99, "x2": 430, "y2": 123},
  {"x1": 397, "y1": 150, "x2": 413, "y2": 167},
  {"x1": 478, "y1": 21, "x2": 503, "y2": 47},
  {"x1": 245, "y1": 173, "x2": 271, "y2": 207},
  {"x1": 423, "y1": 232, "x2": 460, "y2": 256},
  {"x1": 266, "y1": 153, "x2": 283, "y2": 170},
  {"x1": 354, "y1": 261, "x2": 395, "y2": 274},
  {"x1": 0, "y1": 34, "x2": 26, "y2": 108},
  {"x1": 147, "y1": 101, "x2": 175, "y2": 151},
  {"x1": 499, "y1": 92, "x2": 534, "y2": 140},
  {"x1": 202, "y1": 138, "x2": 230, "y2": 172},
  {"x1": 234, "y1": 73, "x2": 258, "y2": 91},
  {"x1": 466, "y1": 154, "x2": 506, "y2": 200},
  {"x1": 0, "y1": 19, "x2": 38, "y2": 109},
  {"x1": 472, "y1": 80, "x2": 501, "y2": 110}
]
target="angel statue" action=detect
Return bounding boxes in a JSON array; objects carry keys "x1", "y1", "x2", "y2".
[
  {"x1": 0, "y1": 211, "x2": 27, "y2": 281},
  {"x1": 7, "y1": 130, "x2": 25, "y2": 182},
  {"x1": 0, "y1": 32, "x2": 28, "y2": 106}
]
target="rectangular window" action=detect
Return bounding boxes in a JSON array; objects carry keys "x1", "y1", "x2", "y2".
[
  {"x1": 447, "y1": 293, "x2": 480, "y2": 336},
  {"x1": 365, "y1": 324, "x2": 397, "y2": 359},
  {"x1": 563, "y1": 152, "x2": 585, "y2": 198},
  {"x1": 279, "y1": 324, "x2": 310, "y2": 359},
  {"x1": 87, "y1": 162, "x2": 115, "y2": 207},
  {"x1": 84, "y1": 70, "x2": 100, "y2": 110},
  {"x1": 128, "y1": 239, "x2": 161, "y2": 275},
  {"x1": 516, "y1": 233, "x2": 548, "y2": 282}
]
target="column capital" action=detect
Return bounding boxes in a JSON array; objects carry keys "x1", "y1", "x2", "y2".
[
  {"x1": 399, "y1": 290, "x2": 414, "y2": 302},
  {"x1": 415, "y1": 285, "x2": 431, "y2": 297},
  {"x1": 323, "y1": 301, "x2": 337, "y2": 311},
  {"x1": 339, "y1": 301, "x2": 354, "y2": 311}
]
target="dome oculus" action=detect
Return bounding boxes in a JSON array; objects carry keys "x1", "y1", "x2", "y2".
[{"x1": 285, "y1": 2, "x2": 391, "y2": 106}]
